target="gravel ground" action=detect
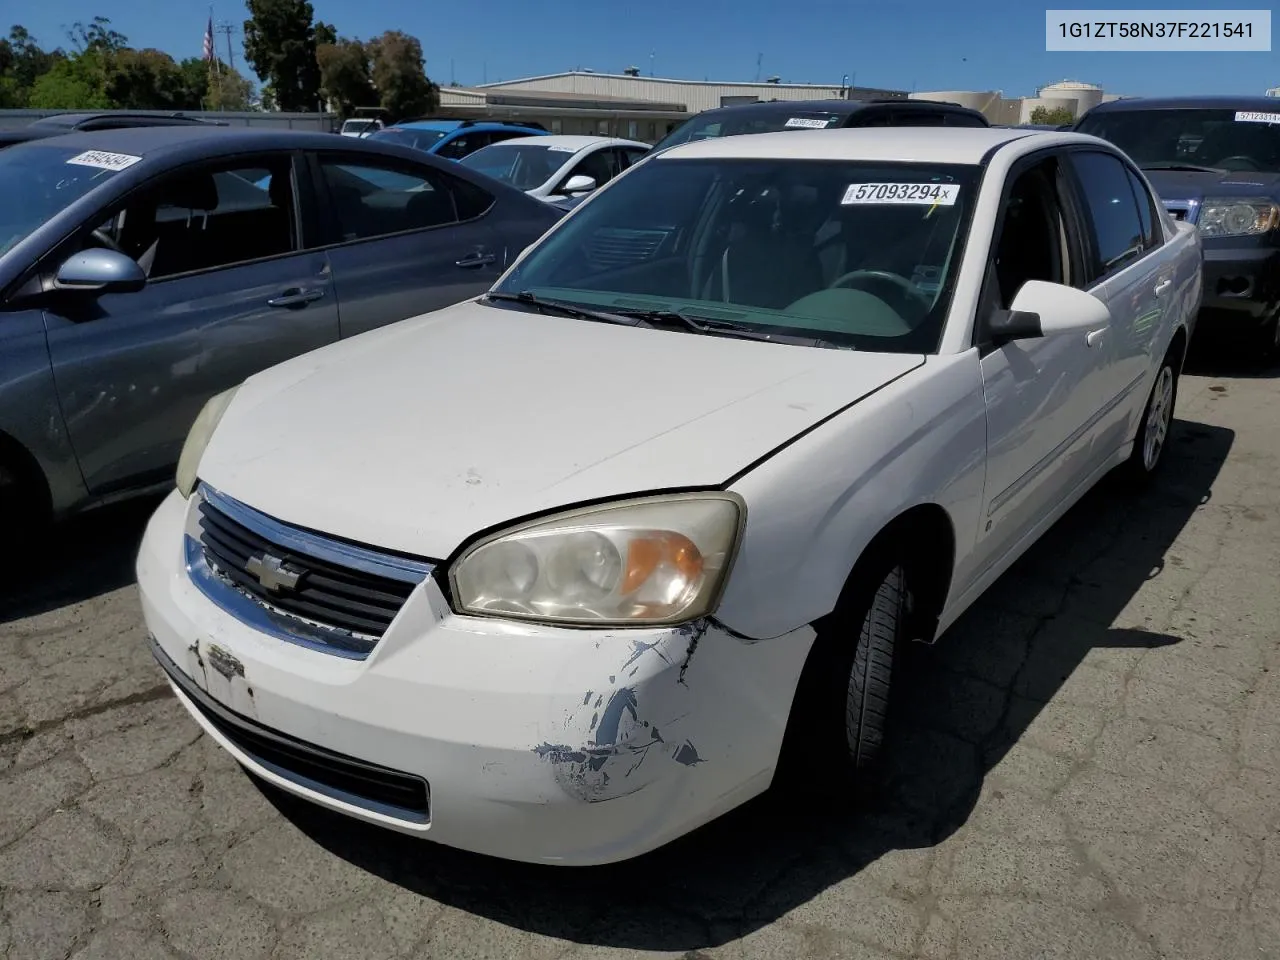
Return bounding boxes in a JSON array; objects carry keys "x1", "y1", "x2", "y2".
[{"x1": 1, "y1": 349, "x2": 1277, "y2": 960}]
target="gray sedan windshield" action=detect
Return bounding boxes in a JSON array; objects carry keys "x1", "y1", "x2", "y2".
[
  {"x1": 491, "y1": 155, "x2": 980, "y2": 353},
  {"x1": 0, "y1": 145, "x2": 130, "y2": 254}
]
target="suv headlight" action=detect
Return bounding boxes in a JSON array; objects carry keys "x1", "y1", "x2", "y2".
[
  {"x1": 175, "y1": 386, "x2": 240, "y2": 498},
  {"x1": 1198, "y1": 197, "x2": 1280, "y2": 238},
  {"x1": 449, "y1": 493, "x2": 745, "y2": 626}
]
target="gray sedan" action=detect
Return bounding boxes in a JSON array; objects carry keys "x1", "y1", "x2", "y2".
[{"x1": 0, "y1": 126, "x2": 562, "y2": 538}]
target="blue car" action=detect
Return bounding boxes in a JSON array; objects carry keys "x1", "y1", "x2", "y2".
[
  {"x1": 367, "y1": 119, "x2": 549, "y2": 162},
  {"x1": 0, "y1": 125, "x2": 562, "y2": 535},
  {"x1": 1075, "y1": 95, "x2": 1280, "y2": 355}
]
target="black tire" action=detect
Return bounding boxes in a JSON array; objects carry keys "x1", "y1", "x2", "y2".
[
  {"x1": 0, "y1": 457, "x2": 48, "y2": 569},
  {"x1": 1124, "y1": 349, "x2": 1179, "y2": 482},
  {"x1": 775, "y1": 553, "x2": 906, "y2": 801}
]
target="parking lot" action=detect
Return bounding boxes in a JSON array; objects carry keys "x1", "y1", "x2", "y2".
[{"x1": 1, "y1": 347, "x2": 1277, "y2": 960}]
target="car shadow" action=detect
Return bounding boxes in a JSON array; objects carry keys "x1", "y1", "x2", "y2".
[
  {"x1": 263, "y1": 416, "x2": 1233, "y2": 951},
  {"x1": 1184, "y1": 334, "x2": 1280, "y2": 380},
  {"x1": 0, "y1": 494, "x2": 163, "y2": 624}
]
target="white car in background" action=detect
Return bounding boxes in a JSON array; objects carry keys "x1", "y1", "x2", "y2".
[
  {"x1": 459, "y1": 134, "x2": 650, "y2": 204},
  {"x1": 138, "y1": 127, "x2": 1202, "y2": 867}
]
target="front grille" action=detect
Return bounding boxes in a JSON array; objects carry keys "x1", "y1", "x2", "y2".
[
  {"x1": 153, "y1": 640, "x2": 429, "y2": 821},
  {"x1": 189, "y1": 485, "x2": 434, "y2": 658}
]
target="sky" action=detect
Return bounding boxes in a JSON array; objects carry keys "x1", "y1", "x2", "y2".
[{"x1": 12, "y1": 0, "x2": 1279, "y2": 98}]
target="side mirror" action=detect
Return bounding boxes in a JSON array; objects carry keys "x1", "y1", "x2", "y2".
[
  {"x1": 54, "y1": 249, "x2": 147, "y2": 294},
  {"x1": 562, "y1": 175, "x2": 597, "y2": 195},
  {"x1": 988, "y1": 279, "x2": 1111, "y2": 345}
]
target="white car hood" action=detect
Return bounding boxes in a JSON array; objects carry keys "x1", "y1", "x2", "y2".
[{"x1": 198, "y1": 300, "x2": 923, "y2": 558}]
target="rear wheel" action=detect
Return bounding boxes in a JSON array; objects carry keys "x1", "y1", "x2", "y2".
[{"x1": 1125, "y1": 351, "x2": 1179, "y2": 482}]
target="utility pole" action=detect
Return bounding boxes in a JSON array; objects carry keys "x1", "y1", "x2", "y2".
[{"x1": 217, "y1": 20, "x2": 237, "y2": 71}]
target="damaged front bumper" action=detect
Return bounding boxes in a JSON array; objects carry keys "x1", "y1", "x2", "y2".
[{"x1": 136, "y1": 489, "x2": 813, "y2": 866}]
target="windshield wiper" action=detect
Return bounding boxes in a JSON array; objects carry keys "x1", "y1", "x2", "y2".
[
  {"x1": 485, "y1": 291, "x2": 638, "y2": 326},
  {"x1": 613, "y1": 308, "x2": 842, "y2": 348},
  {"x1": 1140, "y1": 162, "x2": 1227, "y2": 174}
]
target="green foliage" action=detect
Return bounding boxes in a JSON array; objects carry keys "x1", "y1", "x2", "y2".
[
  {"x1": 1030, "y1": 105, "x2": 1075, "y2": 126},
  {"x1": 29, "y1": 55, "x2": 111, "y2": 109},
  {"x1": 317, "y1": 35, "x2": 376, "y2": 118},
  {"x1": 368, "y1": 30, "x2": 438, "y2": 121},
  {"x1": 243, "y1": 0, "x2": 321, "y2": 111}
]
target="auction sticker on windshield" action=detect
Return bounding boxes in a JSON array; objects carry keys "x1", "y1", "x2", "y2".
[
  {"x1": 1235, "y1": 111, "x2": 1280, "y2": 124},
  {"x1": 842, "y1": 182, "x2": 960, "y2": 205},
  {"x1": 785, "y1": 117, "x2": 834, "y2": 129},
  {"x1": 66, "y1": 150, "x2": 143, "y2": 171}
]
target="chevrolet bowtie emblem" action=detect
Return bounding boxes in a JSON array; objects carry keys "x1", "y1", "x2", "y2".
[{"x1": 245, "y1": 553, "x2": 301, "y2": 593}]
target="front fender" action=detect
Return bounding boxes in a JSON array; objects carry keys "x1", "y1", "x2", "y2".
[{"x1": 715, "y1": 352, "x2": 988, "y2": 640}]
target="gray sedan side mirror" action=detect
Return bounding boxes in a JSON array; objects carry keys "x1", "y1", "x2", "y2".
[{"x1": 54, "y1": 249, "x2": 147, "y2": 294}]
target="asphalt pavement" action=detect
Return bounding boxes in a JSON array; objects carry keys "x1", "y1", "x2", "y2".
[{"x1": 1, "y1": 346, "x2": 1277, "y2": 960}]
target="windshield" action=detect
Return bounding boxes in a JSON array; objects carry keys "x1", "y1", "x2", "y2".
[
  {"x1": 1076, "y1": 108, "x2": 1280, "y2": 173},
  {"x1": 653, "y1": 110, "x2": 844, "y2": 152},
  {"x1": 368, "y1": 127, "x2": 448, "y2": 151},
  {"x1": 0, "y1": 144, "x2": 131, "y2": 255},
  {"x1": 491, "y1": 156, "x2": 979, "y2": 352},
  {"x1": 342, "y1": 119, "x2": 378, "y2": 133},
  {"x1": 460, "y1": 143, "x2": 573, "y2": 189}
]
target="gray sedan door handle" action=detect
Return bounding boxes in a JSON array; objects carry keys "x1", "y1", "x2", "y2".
[
  {"x1": 1154, "y1": 278, "x2": 1172, "y2": 296},
  {"x1": 1086, "y1": 327, "x2": 1107, "y2": 347},
  {"x1": 267, "y1": 288, "x2": 325, "y2": 308},
  {"x1": 455, "y1": 252, "x2": 497, "y2": 269}
]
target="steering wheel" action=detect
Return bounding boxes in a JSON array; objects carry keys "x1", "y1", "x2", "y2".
[
  {"x1": 829, "y1": 269, "x2": 931, "y2": 313},
  {"x1": 1216, "y1": 155, "x2": 1261, "y2": 172},
  {"x1": 89, "y1": 228, "x2": 125, "y2": 254}
]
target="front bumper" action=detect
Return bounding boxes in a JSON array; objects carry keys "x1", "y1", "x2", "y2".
[
  {"x1": 137, "y1": 489, "x2": 813, "y2": 865},
  {"x1": 1198, "y1": 246, "x2": 1280, "y2": 327}
]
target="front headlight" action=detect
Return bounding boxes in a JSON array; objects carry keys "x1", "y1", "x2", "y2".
[
  {"x1": 1198, "y1": 197, "x2": 1280, "y2": 238},
  {"x1": 450, "y1": 493, "x2": 745, "y2": 626},
  {"x1": 175, "y1": 386, "x2": 240, "y2": 498}
]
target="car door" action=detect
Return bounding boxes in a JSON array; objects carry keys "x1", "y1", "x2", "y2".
[
  {"x1": 972, "y1": 151, "x2": 1121, "y2": 571},
  {"x1": 1063, "y1": 148, "x2": 1175, "y2": 456},
  {"x1": 310, "y1": 151, "x2": 504, "y2": 338},
  {"x1": 41, "y1": 151, "x2": 339, "y2": 496}
]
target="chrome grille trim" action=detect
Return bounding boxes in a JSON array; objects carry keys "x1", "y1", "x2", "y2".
[{"x1": 185, "y1": 483, "x2": 434, "y2": 660}]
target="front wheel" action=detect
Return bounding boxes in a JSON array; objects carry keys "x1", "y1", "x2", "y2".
[{"x1": 1125, "y1": 353, "x2": 1179, "y2": 481}]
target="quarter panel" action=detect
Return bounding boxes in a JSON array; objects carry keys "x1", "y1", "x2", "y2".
[{"x1": 717, "y1": 353, "x2": 987, "y2": 640}]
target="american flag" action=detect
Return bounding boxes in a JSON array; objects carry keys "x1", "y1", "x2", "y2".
[{"x1": 202, "y1": 16, "x2": 214, "y2": 62}]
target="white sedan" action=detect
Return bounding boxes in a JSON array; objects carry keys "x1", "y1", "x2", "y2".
[
  {"x1": 458, "y1": 134, "x2": 650, "y2": 203},
  {"x1": 137, "y1": 127, "x2": 1202, "y2": 866}
]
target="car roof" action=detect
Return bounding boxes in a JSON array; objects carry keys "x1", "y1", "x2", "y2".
[
  {"x1": 654, "y1": 126, "x2": 1090, "y2": 165},
  {"x1": 684, "y1": 97, "x2": 975, "y2": 120},
  {"x1": 1084, "y1": 95, "x2": 1280, "y2": 114},
  {"x1": 2, "y1": 125, "x2": 441, "y2": 164},
  {"x1": 478, "y1": 134, "x2": 648, "y2": 150}
]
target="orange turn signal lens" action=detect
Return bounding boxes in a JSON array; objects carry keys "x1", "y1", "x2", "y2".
[{"x1": 621, "y1": 532, "x2": 704, "y2": 595}]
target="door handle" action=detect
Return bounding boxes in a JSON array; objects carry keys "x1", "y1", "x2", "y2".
[
  {"x1": 267, "y1": 288, "x2": 325, "y2": 308},
  {"x1": 1086, "y1": 328, "x2": 1107, "y2": 347},
  {"x1": 1154, "y1": 278, "x2": 1172, "y2": 296},
  {"x1": 455, "y1": 251, "x2": 497, "y2": 269}
]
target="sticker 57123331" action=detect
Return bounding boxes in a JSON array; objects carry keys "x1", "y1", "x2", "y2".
[
  {"x1": 66, "y1": 150, "x2": 143, "y2": 172},
  {"x1": 1235, "y1": 111, "x2": 1280, "y2": 125},
  {"x1": 784, "y1": 117, "x2": 832, "y2": 129},
  {"x1": 842, "y1": 182, "x2": 961, "y2": 205}
]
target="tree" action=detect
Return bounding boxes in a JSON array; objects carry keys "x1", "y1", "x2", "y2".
[
  {"x1": 243, "y1": 0, "x2": 321, "y2": 111},
  {"x1": 314, "y1": 20, "x2": 336, "y2": 47},
  {"x1": 66, "y1": 16, "x2": 127, "y2": 56},
  {"x1": 1030, "y1": 105, "x2": 1075, "y2": 126},
  {"x1": 205, "y1": 63, "x2": 254, "y2": 110},
  {"x1": 29, "y1": 54, "x2": 111, "y2": 109},
  {"x1": 1, "y1": 25, "x2": 63, "y2": 107},
  {"x1": 105, "y1": 47, "x2": 189, "y2": 109},
  {"x1": 367, "y1": 31, "x2": 437, "y2": 121},
  {"x1": 317, "y1": 36, "x2": 375, "y2": 117}
]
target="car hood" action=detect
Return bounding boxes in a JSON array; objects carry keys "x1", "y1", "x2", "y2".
[
  {"x1": 1143, "y1": 168, "x2": 1280, "y2": 202},
  {"x1": 197, "y1": 300, "x2": 923, "y2": 558}
]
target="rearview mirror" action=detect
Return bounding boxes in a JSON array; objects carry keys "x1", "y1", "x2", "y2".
[
  {"x1": 54, "y1": 249, "x2": 147, "y2": 294},
  {"x1": 988, "y1": 280, "x2": 1111, "y2": 345},
  {"x1": 563, "y1": 175, "x2": 597, "y2": 194}
]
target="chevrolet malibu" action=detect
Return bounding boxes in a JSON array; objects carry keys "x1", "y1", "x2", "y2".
[{"x1": 137, "y1": 127, "x2": 1202, "y2": 866}]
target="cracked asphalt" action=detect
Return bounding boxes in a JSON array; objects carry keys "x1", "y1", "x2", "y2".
[{"x1": 1, "y1": 348, "x2": 1278, "y2": 960}]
